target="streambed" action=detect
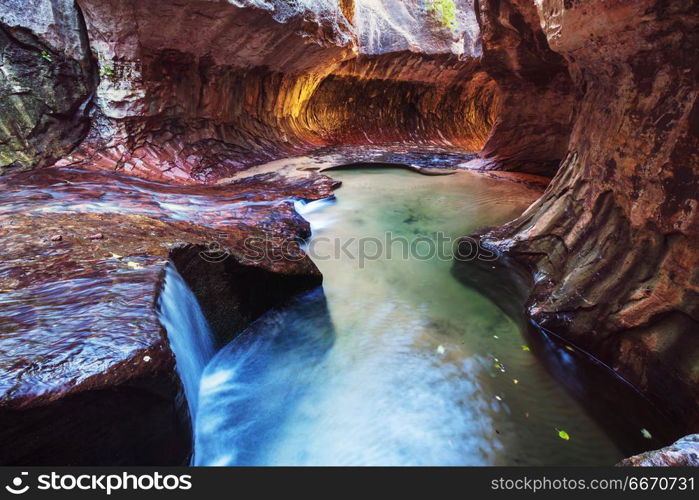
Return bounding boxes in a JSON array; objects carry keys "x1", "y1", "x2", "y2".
[{"x1": 189, "y1": 169, "x2": 642, "y2": 466}]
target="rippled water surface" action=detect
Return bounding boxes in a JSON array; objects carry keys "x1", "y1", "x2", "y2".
[{"x1": 195, "y1": 169, "x2": 627, "y2": 466}]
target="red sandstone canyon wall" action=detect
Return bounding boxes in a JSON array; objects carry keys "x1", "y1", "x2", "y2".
[
  {"x1": 479, "y1": 0, "x2": 699, "y2": 429},
  {"x1": 2, "y1": 0, "x2": 570, "y2": 183},
  {"x1": 0, "y1": 0, "x2": 697, "y2": 463}
]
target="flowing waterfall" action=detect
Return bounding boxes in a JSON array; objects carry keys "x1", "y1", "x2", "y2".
[
  {"x1": 194, "y1": 169, "x2": 630, "y2": 465},
  {"x1": 194, "y1": 287, "x2": 335, "y2": 466},
  {"x1": 157, "y1": 264, "x2": 216, "y2": 422}
]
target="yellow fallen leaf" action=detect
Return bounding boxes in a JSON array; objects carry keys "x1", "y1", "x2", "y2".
[
  {"x1": 522, "y1": 345, "x2": 530, "y2": 351},
  {"x1": 557, "y1": 429, "x2": 570, "y2": 440},
  {"x1": 126, "y1": 261, "x2": 144, "y2": 270}
]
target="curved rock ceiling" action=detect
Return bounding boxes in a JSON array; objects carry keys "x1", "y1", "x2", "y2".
[
  {"x1": 0, "y1": 0, "x2": 696, "y2": 464},
  {"x1": 2, "y1": 0, "x2": 571, "y2": 182}
]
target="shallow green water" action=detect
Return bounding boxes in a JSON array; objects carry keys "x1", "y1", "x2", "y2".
[{"x1": 195, "y1": 169, "x2": 626, "y2": 465}]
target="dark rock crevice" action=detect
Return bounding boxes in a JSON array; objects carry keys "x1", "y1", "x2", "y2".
[
  {"x1": 153, "y1": 242, "x2": 325, "y2": 463},
  {"x1": 168, "y1": 244, "x2": 324, "y2": 348},
  {"x1": 0, "y1": 373, "x2": 190, "y2": 466}
]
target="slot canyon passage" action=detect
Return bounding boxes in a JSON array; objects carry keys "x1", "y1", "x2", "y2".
[{"x1": 0, "y1": 0, "x2": 697, "y2": 467}]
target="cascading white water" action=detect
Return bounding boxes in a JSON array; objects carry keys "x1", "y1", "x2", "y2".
[
  {"x1": 157, "y1": 264, "x2": 216, "y2": 422},
  {"x1": 194, "y1": 169, "x2": 626, "y2": 466}
]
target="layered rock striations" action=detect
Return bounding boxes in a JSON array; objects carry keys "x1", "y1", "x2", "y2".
[
  {"x1": 0, "y1": 0, "x2": 574, "y2": 181},
  {"x1": 475, "y1": 0, "x2": 699, "y2": 430},
  {"x1": 57, "y1": 0, "x2": 356, "y2": 182},
  {"x1": 0, "y1": 164, "x2": 335, "y2": 464},
  {"x1": 0, "y1": 0, "x2": 521, "y2": 183},
  {"x1": 0, "y1": 0, "x2": 697, "y2": 465},
  {"x1": 41, "y1": 0, "x2": 498, "y2": 183},
  {"x1": 466, "y1": 0, "x2": 574, "y2": 175},
  {"x1": 618, "y1": 434, "x2": 699, "y2": 467}
]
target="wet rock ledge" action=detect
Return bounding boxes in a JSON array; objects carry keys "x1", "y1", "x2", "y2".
[
  {"x1": 619, "y1": 435, "x2": 699, "y2": 467},
  {"x1": 0, "y1": 0, "x2": 696, "y2": 466},
  {"x1": 0, "y1": 165, "x2": 334, "y2": 464}
]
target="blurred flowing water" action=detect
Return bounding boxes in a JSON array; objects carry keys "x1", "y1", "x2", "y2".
[
  {"x1": 194, "y1": 169, "x2": 636, "y2": 465},
  {"x1": 158, "y1": 265, "x2": 216, "y2": 423}
]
